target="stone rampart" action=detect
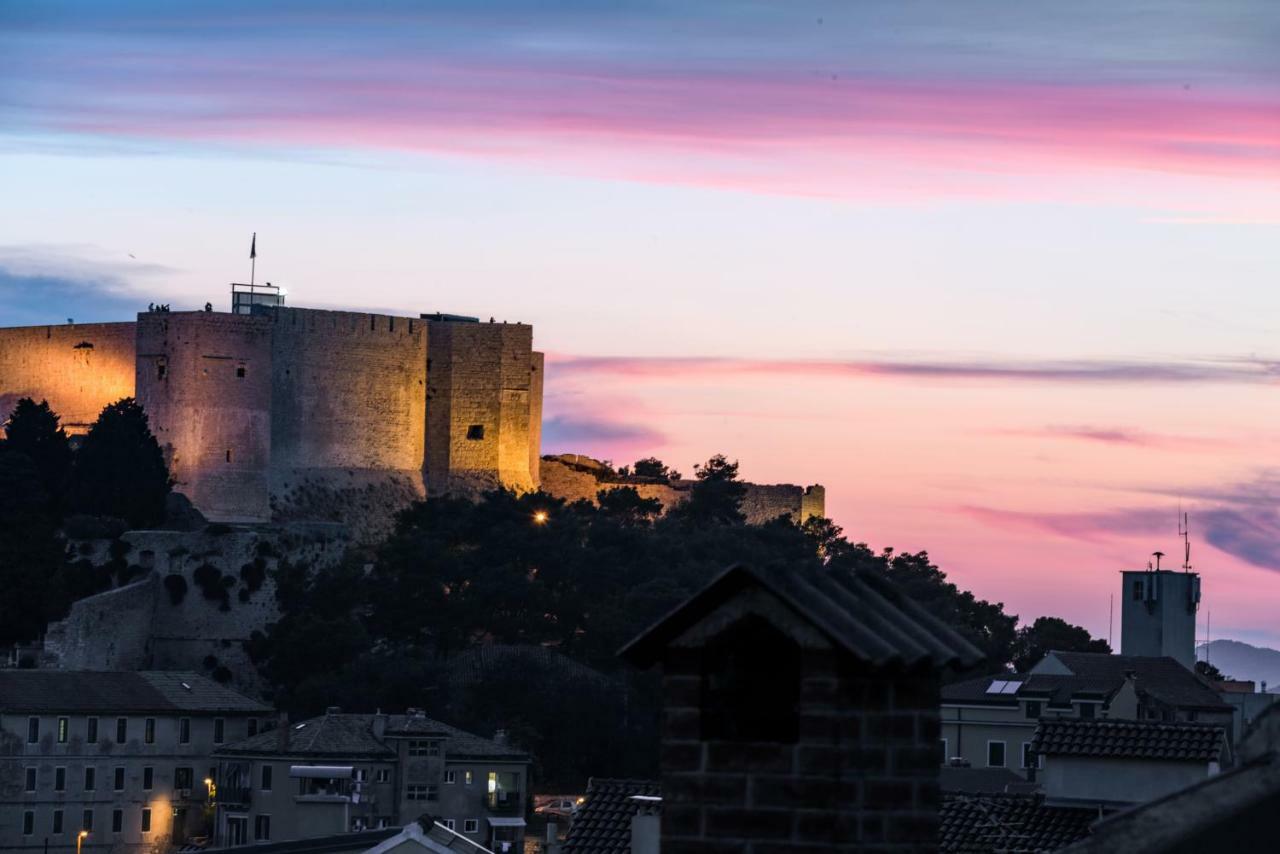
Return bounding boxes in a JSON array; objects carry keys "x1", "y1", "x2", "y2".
[{"x1": 0, "y1": 321, "x2": 136, "y2": 432}]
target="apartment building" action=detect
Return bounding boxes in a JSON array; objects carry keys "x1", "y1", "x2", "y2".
[
  {"x1": 0, "y1": 670, "x2": 270, "y2": 853},
  {"x1": 213, "y1": 708, "x2": 530, "y2": 852}
]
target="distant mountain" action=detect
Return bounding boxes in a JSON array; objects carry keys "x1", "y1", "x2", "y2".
[{"x1": 1198, "y1": 639, "x2": 1280, "y2": 689}]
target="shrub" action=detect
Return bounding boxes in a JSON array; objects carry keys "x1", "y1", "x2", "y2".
[
  {"x1": 240, "y1": 558, "x2": 267, "y2": 592},
  {"x1": 193, "y1": 564, "x2": 224, "y2": 600},
  {"x1": 212, "y1": 665, "x2": 232, "y2": 683}
]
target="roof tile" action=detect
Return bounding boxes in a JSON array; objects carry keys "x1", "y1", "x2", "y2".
[{"x1": 1032, "y1": 719, "x2": 1225, "y2": 762}]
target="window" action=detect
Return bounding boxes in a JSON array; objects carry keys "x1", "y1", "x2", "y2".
[
  {"x1": 987, "y1": 741, "x2": 1007, "y2": 768},
  {"x1": 112, "y1": 810, "x2": 123, "y2": 833},
  {"x1": 1080, "y1": 702, "x2": 1096, "y2": 720},
  {"x1": 157, "y1": 360, "x2": 167, "y2": 379},
  {"x1": 377, "y1": 818, "x2": 390, "y2": 829},
  {"x1": 143, "y1": 767, "x2": 154, "y2": 790},
  {"x1": 28, "y1": 717, "x2": 39, "y2": 743},
  {"x1": 254, "y1": 815, "x2": 271, "y2": 841},
  {"x1": 53, "y1": 809, "x2": 64, "y2": 834},
  {"x1": 406, "y1": 785, "x2": 438, "y2": 801},
  {"x1": 23, "y1": 811, "x2": 34, "y2": 836},
  {"x1": 141, "y1": 808, "x2": 152, "y2": 833},
  {"x1": 248, "y1": 719, "x2": 258, "y2": 737},
  {"x1": 113, "y1": 767, "x2": 125, "y2": 791},
  {"x1": 116, "y1": 717, "x2": 128, "y2": 743},
  {"x1": 487, "y1": 771, "x2": 518, "y2": 810},
  {"x1": 84, "y1": 767, "x2": 96, "y2": 791},
  {"x1": 261, "y1": 765, "x2": 272, "y2": 791},
  {"x1": 58, "y1": 717, "x2": 69, "y2": 743},
  {"x1": 355, "y1": 768, "x2": 368, "y2": 783},
  {"x1": 87, "y1": 718, "x2": 98, "y2": 744},
  {"x1": 700, "y1": 616, "x2": 801, "y2": 743},
  {"x1": 145, "y1": 718, "x2": 156, "y2": 744},
  {"x1": 408, "y1": 739, "x2": 440, "y2": 756},
  {"x1": 465, "y1": 771, "x2": 473, "y2": 785},
  {"x1": 443, "y1": 819, "x2": 456, "y2": 830},
  {"x1": 466, "y1": 424, "x2": 485, "y2": 440},
  {"x1": 214, "y1": 718, "x2": 225, "y2": 744},
  {"x1": 25, "y1": 767, "x2": 36, "y2": 792},
  {"x1": 225, "y1": 448, "x2": 233, "y2": 463},
  {"x1": 445, "y1": 770, "x2": 456, "y2": 784},
  {"x1": 179, "y1": 718, "x2": 190, "y2": 744},
  {"x1": 939, "y1": 739, "x2": 948, "y2": 765},
  {"x1": 1022, "y1": 742, "x2": 1034, "y2": 769},
  {"x1": 55, "y1": 767, "x2": 66, "y2": 791},
  {"x1": 376, "y1": 768, "x2": 390, "y2": 783},
  {"x1": 82, "y1": 809, "x2": 94, "y2": 832},
  {"x1": 1132, "y1": 580, "x2": 1144, "y2": 600},
  {"x1": 464, "y1": 819, "x2": 478, "y2": 833},
  {"x1": 175, "y1": 767, "x2": 193, "y2": 790},
  {"x1": 236, "y1": 366, "x2": 246, "y2": 378},
  {"x1": 1025, "y1": 700, "x2": 1042, "y2": 719}
]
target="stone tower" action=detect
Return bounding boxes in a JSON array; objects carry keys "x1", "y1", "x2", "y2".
[{"x1": 1121, "y1": 569, "x2": 1200, "y2": 670}]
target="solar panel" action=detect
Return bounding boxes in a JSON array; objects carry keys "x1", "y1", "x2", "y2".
[{"x1": 986, "y1": 680, "x2": 1009, "y2": 694}]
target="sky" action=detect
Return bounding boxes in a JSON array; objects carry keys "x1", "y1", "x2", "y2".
[{"x1": 2, "y1": 1, "x2": 1279, "y2": 646}]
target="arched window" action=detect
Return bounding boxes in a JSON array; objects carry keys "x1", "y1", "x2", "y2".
[{"x1": 700, "y1": 615, "x2": 801, "y2": 743}]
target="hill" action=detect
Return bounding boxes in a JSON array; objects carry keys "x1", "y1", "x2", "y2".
[{"x1": 1198, "y1": 639, "x2": 1280, "y2": 689}]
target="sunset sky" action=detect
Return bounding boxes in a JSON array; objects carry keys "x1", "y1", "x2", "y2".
[{"x1": 3, "y1": 2, "x2": 1279, "y2": 645}]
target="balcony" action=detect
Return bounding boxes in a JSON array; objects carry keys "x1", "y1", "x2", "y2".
[
  {"x1": 487, "y1": 791, "x2": 524, "y2": 816},
  {"x1": 218, "y1": 787, "x2": 253, "y2": 806}
]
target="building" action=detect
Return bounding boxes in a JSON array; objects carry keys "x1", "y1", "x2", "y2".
[
  {"x1": 560, "y1": 778, "x2": 660, "y2": 854},
  {"x1": 0, "y1": 670, "x2": 270, "y2": 853},
  {"x1": 1032, "y1": 718, "x2": 1227, "y2": 807},
  {"x1": 0, "y1": 294, "x2": 544, "y2": 527},
  {"x1": 941, "y1": 652, "x2": 1232, "y2": 778},
  {"x1": 939, "y1": 793, "x2": 1096, "y2": 852},
  {"x1": 620, "y1": 561, "x2": 984, "y2": 852},
  {"x1": 1120, "y1": 569, "x2": 1199, "y2": 670},
  {"x1": 213, "y1": 708, "x2": 530, "y2": 852},
  {"x1": 363, "y1": 819, "x2": 497, "y2": 854}
]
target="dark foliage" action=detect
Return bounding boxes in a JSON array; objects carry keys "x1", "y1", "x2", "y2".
[
  {"x1": 631, "y1": 457, "x2": 681, "y2": 481},
  {"x1": 1010, "y1": 616, "x2": 1110, "y2": 673},
  {"x1": 2, "y1": 398, "x2": 72, "y2": 512},
  {"x1": 1195, "y1": 659, "x2": 1228, "y2": 682},
  {"x1": 193, "y1": 564, "x2": 225, "y2": 601},
  {"x1": 240, "y1": 558, "x2": 267, "y2": 592},
  {"x1": 66, "y1": 398, "x2": 170, "y2": 528},
  {"x1": 0, "y1": 451, "x2": 67, "y2": 645},
  {"x1": 164, "y1": 574, "x2": 189, "y2": 605}
]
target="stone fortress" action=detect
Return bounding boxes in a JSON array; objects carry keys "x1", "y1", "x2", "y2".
[{"x1": 0, "y1": 285, "x2": 824, "y2": 685}]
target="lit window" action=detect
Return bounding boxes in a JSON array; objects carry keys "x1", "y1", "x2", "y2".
[
  {"x1": 58, "y1": 717, "x2": 69, "y2": 743},
  {"x1": 465, "y1": 771, "x2": 473, "y2": 785}
]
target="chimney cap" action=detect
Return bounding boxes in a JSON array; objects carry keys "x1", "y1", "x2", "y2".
[{"x1": 325, "y1": 706, "x2": 342, "y2": 716}]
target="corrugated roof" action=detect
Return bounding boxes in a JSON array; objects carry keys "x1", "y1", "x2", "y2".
[
  {"x1": 562, "y1": 778, "x2": 660, "y2": 854},
  {"x1": 620, "y1": 563, "x2": 984, "y2": 669},
  {"x1": 1032, "y1": 719, "x2": 1225, "y2": 762},
  {"x1": 216, "y1": 712, "x2": 528, "y2": 761},
  {"x1": 0, "y1": 671, "x2": 269, "y2": 714},
  {"x1": 940, "y1": 793, "x2": 1098, "y2": 853}
]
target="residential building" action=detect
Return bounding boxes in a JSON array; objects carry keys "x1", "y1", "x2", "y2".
[
  {"x1": 362, "y1": 818, "x2": 497, "y2": 854},
  {"x1": 941, "y1": 652, "x2": 1232, "y2": 778},
  {"x1": 1120, "y1": 569, "x2": 1199, "y2": 670},
  {"x1": 1032, "y1": 718, "x2": 1228, "y2": 806},
  {"x1": 213, "y1": 708, "x2": 530, "y2": 852},
  {"x1": 561, "y1": 778, "x2": 661, "y2": 854},
  {"x1": 0, "y1": 670, "x2": 269, "y2": 853},
  {"x1": 620, "y1": 561, "x2": 984, "y2": 853}
]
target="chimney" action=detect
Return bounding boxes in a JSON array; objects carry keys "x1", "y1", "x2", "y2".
[
  {"x1": 372, "y1": 710, "x2": 388, "y2": 740},
  {"x1": 276, "y1": 712, "x2": 289, "y2": 753},
  {"x1": 493, "y1": 729, "x2": 508, "y2": 746},
  {"x1": 325, "y1": 705, "x2": 341, "y2": 716},
  {"x1": 630, "y1": 809, "x2": 660, "y2": 854}
]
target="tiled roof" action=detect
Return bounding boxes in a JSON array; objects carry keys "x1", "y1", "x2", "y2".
[
  {"x1": 620, "y1": 563, "x2": 984, "y2": 669},
  {"x1": 216, "y1": 712, "x2": 528, "y2": 761},
  {"x1": 940, "y1": 766, "x2": 1027, "y2": 794},
  {"x1": 942, "y1": 654, "x2": 1229, "y2": 711},
  {"x1": 562, "y1": 778, "x2": 661, "y2": 854},
  {"x1": 1032, "y1": 719, "x2": 1225, "y2": 762},
  {"x1": 0, "y1": 670, "x2": 269, "y2": 714},
  {"x1": 940, "y1": 794, "x2": 1098, "y2": 852}
]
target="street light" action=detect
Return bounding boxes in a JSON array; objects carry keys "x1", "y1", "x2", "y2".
[
  {"x1": 204, "y1": 777, "x2": 216, "y2": 802},
  {"x1": 532, "y1": 511, "x2": 548, "y2": 525},
  {"x1": 77, "y1": 830, "x2": 89, "y2": 854}
]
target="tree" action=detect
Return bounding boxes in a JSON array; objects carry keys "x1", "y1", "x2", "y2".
[
  {"x1": 2, "y1": 398, "x2": 72, "y2": 511},
  {"x1": 66, "y1": 398, "x2": 170, "y2": 528},
  {"x1": 597, "y1": 486, "x2": 663, "y2": 524},
  {"x1": 673, "y1": 454, "x2": 747, "y2": 526},
  {"x1": 0, "y1": 450, "x2": 66, "y2": 645},
  {"x1": 1195, "y1": 660, "x2": 1229, "y2": 682},
  {"x1": 631, "y1": 457, "x2": 681, "y2": 481},
  {"x1": 1010, "y1": 616, "x2": 1111, "y2": 672}
]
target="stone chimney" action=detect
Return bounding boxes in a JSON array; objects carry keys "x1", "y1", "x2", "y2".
[
  {"x1": 493, "y1": 728, "x2": 508, "y2": 746},
  {"x1": 372, "y1": 710, "x2": 388, "y2": 740},
  {"x1": 276, "y1": 712, "x2": 289, "y2": 754}
]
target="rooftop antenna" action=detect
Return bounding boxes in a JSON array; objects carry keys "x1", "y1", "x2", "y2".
[
  {"x1": 249, "y1": 232, "x2": 257, "y2": 288},
  {"x1": 1179, "y1": 504, "x2": 1193, "y2": 572},
  {"x1": 1152, "y1": 551, "x2": 1164, "y2": 571},
  {"x1": 1108, "y1": 593, "x2": 1114, "y2": 648}
]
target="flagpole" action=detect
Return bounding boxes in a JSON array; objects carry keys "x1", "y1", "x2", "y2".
[{"x1": 250, "y1": 232, "x2": 257, "y2": 289}]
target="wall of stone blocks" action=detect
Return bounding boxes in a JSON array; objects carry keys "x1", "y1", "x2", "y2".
[
  {"x1": 659, "y1": 649, "x2": 942, "y2": 853},
  {"x1": 136, "y1": 312, "x2": 274, "y2": 521},
  {"x1": 0, "y1": 321, "x2": 137, "y2": 432},
  {"x1": 425, "y1": 320, "x2": 537, "y2": 495}
]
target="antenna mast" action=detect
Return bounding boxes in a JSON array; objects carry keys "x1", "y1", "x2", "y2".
[{"x1": 1179, "y1": 505, "x2": 1192, "y2": 572}]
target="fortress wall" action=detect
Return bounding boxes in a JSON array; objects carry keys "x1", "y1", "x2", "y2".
[
  {"x1": 0, "y1": 322, "x2": 137, "y2": 432},
  {"x1": 539, "y1": 455, "x2": 826, "y2": 524},
  {"x1": 267, "y1": 307, "x2": 427, "y2": 473},
  {"x1": 529, "y1": 351, "x2": 544, "y2": 485},
  {"x1": 42, "y1": 575, "x2": 158, "y2": 670},
  {"x1": 136, "y1": 312, "x2": 274, "y2": 522},
  {"x1": 425, "y1": 321, "x2": 537, "y2": 495}
]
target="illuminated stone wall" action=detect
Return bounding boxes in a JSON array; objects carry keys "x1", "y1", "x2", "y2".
[{"x1": 0, "y1": 321, "x2": 137, "y2": 433}]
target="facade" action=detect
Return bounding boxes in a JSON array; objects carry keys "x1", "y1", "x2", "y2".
[
  {"x1": 0, "y1": 670, "x2": 269, "y2": 853},
  {"x1": 0, "y1": 298, "x2": 544, "y2": 527},
  {"x1": 620, "y1": 561, "x2": 984, "y2": 853},
  {"x1": 213, "y1": 709, "x2": 529, "y2": 853},
  {"x1": 940, "y1": 652, "x2": 1233, "y2": 780},
  {"x1": 1121, "y1": 569, "x2": 1200, "y2": 670}
]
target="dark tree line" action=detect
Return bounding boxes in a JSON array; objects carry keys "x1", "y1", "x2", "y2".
[{"x1": 0, "y1": 397, "x2": 171, "y2": 647}]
